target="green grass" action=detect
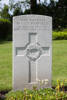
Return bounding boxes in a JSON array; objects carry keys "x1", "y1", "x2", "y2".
[
  {"x1": 0, "y1": 40, "x2": 67, "y2": 90},
  {"x1": 52, "y1": 40, "x2": 67, "y2": 86},
  {"x1": 0, "y1": 41, "x2": 12, "y2": 91}
]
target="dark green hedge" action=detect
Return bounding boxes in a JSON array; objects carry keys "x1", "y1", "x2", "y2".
[{"x1": 0, "y1": 18, "x2": 12, "y2": 41}]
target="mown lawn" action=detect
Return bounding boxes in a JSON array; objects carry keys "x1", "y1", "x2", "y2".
[
  {"x1": 0, "y1": 40, "x2": 67, "y2": 90},
  {"x1": 52, "y1": 40, "x2": 67, "y2": 86},
  {"x1": 0, "y1": 41, "x2": 12, "y2": 91}
]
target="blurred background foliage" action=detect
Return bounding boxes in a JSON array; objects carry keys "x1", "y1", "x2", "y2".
[{"x1": 0, "y1": 0, "x2": 67, "y2": 40}]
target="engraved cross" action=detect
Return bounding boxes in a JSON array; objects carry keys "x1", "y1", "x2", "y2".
[{"x1": 16, "y1": 33, "x2": 49, "y2": 83}]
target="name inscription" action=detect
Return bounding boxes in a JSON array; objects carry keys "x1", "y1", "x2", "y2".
[{"x1": 14, "y1": 17, "x2": 51, "y2": 31}]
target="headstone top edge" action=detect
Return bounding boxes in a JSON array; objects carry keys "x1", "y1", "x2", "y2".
[{"x1": 13, "y1": 14, "x2": 52, "y2": 20}]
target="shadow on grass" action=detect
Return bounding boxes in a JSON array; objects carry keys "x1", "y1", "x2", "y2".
[{"x1": 0, "y1": 40, "x2": 12, "y2": 44}]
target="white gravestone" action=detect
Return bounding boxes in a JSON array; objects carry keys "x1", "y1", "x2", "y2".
[{"x1": 13, "y1": 15, "x2": 52, "y2": 90}]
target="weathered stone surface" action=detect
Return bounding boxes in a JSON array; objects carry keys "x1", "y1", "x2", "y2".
[{"x1": 13, "y1": 15, "x2": 52, "y2": 90}]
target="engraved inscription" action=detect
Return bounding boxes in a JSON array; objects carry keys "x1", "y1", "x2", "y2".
[
  {"x1": 14, "y1": 23, "x2": 50, "y2": 30},
  {"x1": 14, "y1": 16, "x2": 51, "y2": 31}
]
